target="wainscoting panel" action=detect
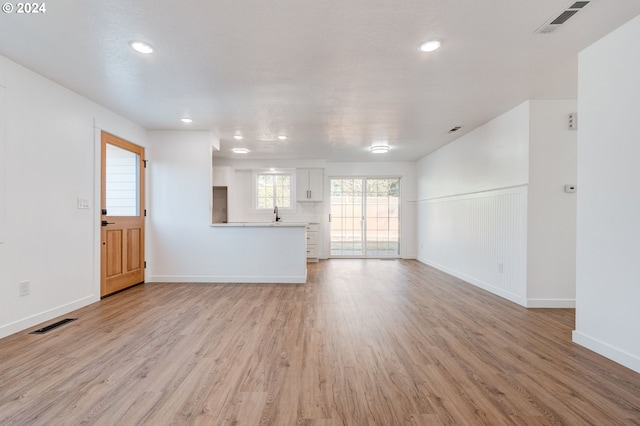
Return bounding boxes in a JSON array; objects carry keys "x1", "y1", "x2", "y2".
[{"x1": 417, "y1": 186, "x2": 528, "y2": 306}]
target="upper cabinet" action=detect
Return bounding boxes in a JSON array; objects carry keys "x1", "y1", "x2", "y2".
[
  {"x1": 212, "y1": 166, "x2": 231, "y2": 187},
  {"x1": 296, "y1": 168, "x2": 324, "y2": 202}
]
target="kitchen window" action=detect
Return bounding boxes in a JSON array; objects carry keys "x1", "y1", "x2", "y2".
[{"x1": 256, "y1": 172, "x2": 293, "y2": 209}]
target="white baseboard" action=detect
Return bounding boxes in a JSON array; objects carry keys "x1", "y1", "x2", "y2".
[
  {"x1": 148, "y1": 274, "x2": 307, "y2": 284},
  {"x1": 527, "y1": 298, "x2": 576, "y2": 308},
  {"x1": 572, "y1": 330, "x2": 640, "y2": 374},
  {"x1": 0, "y1": 295, "x2": 98, "y2": 339},
  {"x1": 417, "y1": 256, "x2": 527, "y2": 307}
]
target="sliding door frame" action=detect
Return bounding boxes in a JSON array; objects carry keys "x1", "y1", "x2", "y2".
[{"x1": 328, "y1": 176, "x2": 402, "y2": 259}]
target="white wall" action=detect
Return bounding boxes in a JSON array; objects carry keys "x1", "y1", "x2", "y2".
[
  {"x1": 417, "y1": 103, "x2": 530, "y2": 305},
  {"x1": 416, "y1": 100, "x2": 578, "y2": 308},
  {"x1": 527, "y1": 100, "x2": 577, "y2": 307},
  {"x1": 573, "y1": 15, "x2": 640, "y2": 373},
  {"x1": 148, "y1": 131, "x2": 219, "y2": 279},
  {"x1": 0, "y1": 55, "x2": 147, "y2": 339},
  {"x1": 417, "y1": 102, "x2": 530, "y2": 200},
  {"x1": 0, "y1": 84, "x2": 6, "y2": 243}
]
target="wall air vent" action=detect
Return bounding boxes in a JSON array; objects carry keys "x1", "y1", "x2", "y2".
[{"x1": 535, "y1": 0, "x2": 591, "y2": 34}]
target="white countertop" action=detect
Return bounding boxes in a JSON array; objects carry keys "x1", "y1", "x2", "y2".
[{"x1": 210, "y1": 222, "x2": 308, "y2": 227}]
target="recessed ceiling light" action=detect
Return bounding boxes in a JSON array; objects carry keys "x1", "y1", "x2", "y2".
[
  {"x1": 233, "y1": 135, "x2": 243, "y2": 140},
  {"x1": 129, "y1": 40, "x2": 154, "y2": 54},
  {"x1": 231, "y1": 147, "x2": 249, "y2": 154},
  {"x1": 277, "y1": 135, "x2": 287, "y2": 140},
  {"x1": 180, "y1": 117, "x2": 193, "y2": 123},
  {"x1": 419, "y1": 40, "x2": 441, "y2": 52},
  {"x1": 371, "y1": 142, "x2": 390, "y2": 154}
]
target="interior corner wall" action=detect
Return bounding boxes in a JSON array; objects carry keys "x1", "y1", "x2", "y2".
[
  {"x1": 526, "y1": 100, "x2": 577, "y2": 308},
  {"x1": 416, "y1": 102, "x2": 530, "y2": 306},
  {"x1": 0, "y1": 54, "x2": 147, "y2": 339},
  {"x1": 573, "y1": 14, "x2": 640, "y2": 374}
]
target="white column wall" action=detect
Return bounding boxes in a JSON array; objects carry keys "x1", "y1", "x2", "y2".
[
  {"x1": 527, "y1": 100, "x2": 577, "y2": 307},
  {"x1": 573, "y1": 15, "x2": 640, "y2": 373}
]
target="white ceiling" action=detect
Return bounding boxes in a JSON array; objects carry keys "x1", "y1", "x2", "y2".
[{"x1": 1, "y1": 1, "x2": 639, "y2": 161}]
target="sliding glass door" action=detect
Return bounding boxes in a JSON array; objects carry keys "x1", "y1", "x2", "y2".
[{"x1": 330, "y1": 177, "x2": 400, "y2": 257}]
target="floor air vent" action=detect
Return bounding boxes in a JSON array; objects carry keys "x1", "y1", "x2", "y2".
[
  {"x1": 29, "y1": 318, "x2": 77, "y2": 334},
  {"x1": 535, "y1": 1, "x2": 591, "y2": 34}
]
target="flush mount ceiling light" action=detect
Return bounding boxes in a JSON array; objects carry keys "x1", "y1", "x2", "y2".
[
  {"x1": 129, "y1": 40, "x2": 154, "y2": 54},
  {"x1": 231, "y1": 147, "x2": 249, "y2": 154},
  {"x1": 419, "y1": 40, "x2": 441, "y2": 52},
  {"x1": 180, "y1": 117, "x2": 193, "y2": 123},
  {"x1": 277, "y1": 135, "x2": 287, "y2": 140},
  {"x1": 370, "y1": 141, "x2": 390, "y2": 154},
  {"x1": 233, "y1": 135, "x2": 243, "y2": 140}
]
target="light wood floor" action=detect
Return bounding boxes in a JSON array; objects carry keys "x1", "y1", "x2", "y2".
[{"x1": 1, "y1": 260, "x2": 639, "y2": 425}]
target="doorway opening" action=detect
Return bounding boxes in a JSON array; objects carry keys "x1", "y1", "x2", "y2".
[{"x1": 329, "y1": 177, "x2": 400, "y2": 258}]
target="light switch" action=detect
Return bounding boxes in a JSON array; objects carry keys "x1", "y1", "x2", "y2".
[
  {"x1": 77, "y1": 197, "x2": 90, "y2": 209},
  {"x1": 564, "y1": 185, "x2": 577, "y2": 193}
]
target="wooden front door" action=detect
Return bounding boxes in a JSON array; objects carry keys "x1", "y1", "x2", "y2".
[{"x1": 100, "y1": 132, "x2": 145, "y2": 297}]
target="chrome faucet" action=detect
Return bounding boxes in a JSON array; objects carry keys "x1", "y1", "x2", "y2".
[{"x1": 274, "y1": 205, "x2": 281, "y2": 221}]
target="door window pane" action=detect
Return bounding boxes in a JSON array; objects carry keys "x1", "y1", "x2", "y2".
[
  {"x1": 366, "y1": 179, "x2": 400, "y2": 256},
  {"x1": 330, "y1": 178, "x2": 364, "y2": 256},
  {"x1": 105, "y1": 143, "x2": 140, "y2": 216}
]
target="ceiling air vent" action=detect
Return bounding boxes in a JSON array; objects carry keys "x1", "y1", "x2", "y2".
[{"x1": 535, "y1": 0, "x2": 591, "y2": 34}]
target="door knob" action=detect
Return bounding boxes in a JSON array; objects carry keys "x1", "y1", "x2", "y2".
[{"x1": 101, "y1": 220, "x2": 115, "y2": 227}]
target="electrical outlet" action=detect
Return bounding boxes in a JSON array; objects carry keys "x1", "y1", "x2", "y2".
[{"x1": 19, "y1": 281, "x2": 30, "y2": 296}]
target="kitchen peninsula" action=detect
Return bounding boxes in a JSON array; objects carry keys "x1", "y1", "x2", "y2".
[{"x1": 208, "y1": 222, "x2": 307, "y2": 283}]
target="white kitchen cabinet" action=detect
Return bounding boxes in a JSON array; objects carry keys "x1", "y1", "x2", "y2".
[
  {"x1": 212, "y1": 166, "x2": 231, "y2": 186},
  {"x1": 296, "y1": 168, "x2": 323, "y2": 202},
  {"x1": 306, "y1": 223, "x2": 319, "y2": 262}
]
